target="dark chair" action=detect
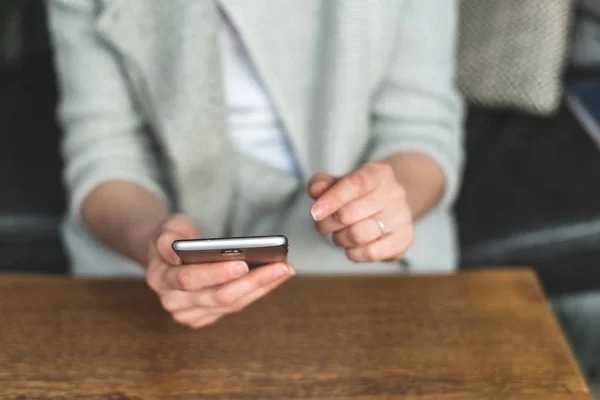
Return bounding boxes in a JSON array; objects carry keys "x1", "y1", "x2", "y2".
[
  {"x1": 0, "y1": 1, "x2": 67, "y2": 274},
  {"x1": 457, "y1": 103, "x2": 600, "y2": 295}
]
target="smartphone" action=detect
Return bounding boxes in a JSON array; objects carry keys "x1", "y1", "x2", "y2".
[{"x1": 172, "y1": 235, "x2": 288, "y2": 268}]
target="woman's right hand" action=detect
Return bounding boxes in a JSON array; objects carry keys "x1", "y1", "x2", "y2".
[{"x1": 145, "y1": 214, "x2": 295, "y2": 329}]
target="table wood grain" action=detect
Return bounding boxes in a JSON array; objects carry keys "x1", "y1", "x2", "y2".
[{"x1": 0, "y1": 269, "x2": 590, "y2": 399}]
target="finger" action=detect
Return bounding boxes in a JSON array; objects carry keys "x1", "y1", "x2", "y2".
[
  {"x1": 332, "y1": 217, "x2": 385, "y2": 248},
  {"x1": 162, "y1": 264, "x2": 294, "y2": 314},
  {"x1": 195, "y1": 263, "x2": 294, "y2": 308},
  {"x1": 172, "y1": 308, "x2": 222, "y2": 329},
  {"x1": 189, "y1": 314, "x2": 223, "y2": 329},
  {"x1": 333, "y1": 190, "x2": 385, "y2": 227},
  {"x1": 224, "y1": 273, "x2": 292, "y2": 314},
  {"x1": 308, "y1": 173, "x2": 337, "y2": 200},
  {"x1": 314, "y1": 215, "x2": 345, "y2": 235},
  {"x1": 346, "y1": 229, "x2": 413, "y2": 263},
  {"x1": 161, "y1": 261, "x2": 249, "y2": 292},
  {"x1": 315, "y1": 190, "x2": 384, "y2": 235},
  {"x1": 311, "y1": 163, "x2": 384, "y2": 221}
]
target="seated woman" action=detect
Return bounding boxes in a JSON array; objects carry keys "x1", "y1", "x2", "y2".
[{"x1": 47, "y1": 0, "x2": 463, "y2": 328}]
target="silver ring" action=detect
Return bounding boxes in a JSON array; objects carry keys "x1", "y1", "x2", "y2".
[{"x1": 374, "y1": 218, "x2": 386, "y2": 238}]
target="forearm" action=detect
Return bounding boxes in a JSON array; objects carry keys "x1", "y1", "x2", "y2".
[
  {"x1": 81, "y1": 181, "x2": 170, "y2": 266},
  {"x1": 383, "y1": 152, "x2": 445, "y2": 221}
]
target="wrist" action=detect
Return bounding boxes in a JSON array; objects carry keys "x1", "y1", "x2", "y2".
[
  {"x1": 126, "y1": 212, "x2": 170, "y2": 266},
  {"x1": 80, "y1": 181, "x2": 172, "y2": 266},
  {"x1": 382, "y1": 152, "x2": 445, "y2": 221}
]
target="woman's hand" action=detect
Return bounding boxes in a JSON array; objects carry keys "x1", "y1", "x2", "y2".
[
  {"x1": 308, "y1": 161, "x2": 414, "y2": 263},
  {"x1": 145, "y1": 214, "x2": 295, "y2": 329}
]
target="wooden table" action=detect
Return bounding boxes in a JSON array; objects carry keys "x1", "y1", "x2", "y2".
[{"x1": 0, "y1": 269, "x2": 591, "y2": 399}]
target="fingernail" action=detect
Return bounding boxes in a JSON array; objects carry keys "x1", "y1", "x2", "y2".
[
  {"x1": 311, "y1": 204, "x2": 328, "y2": 221},
  {"x1": 231, "y1": 262, "x2": 249, "y2": 276},
  {"x1": 287, "y1": 265, "x2": 296, "y2": 276}
]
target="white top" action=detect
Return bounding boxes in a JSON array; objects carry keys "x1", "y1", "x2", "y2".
[{"x1": 219, "y1": 14, "x2": 298, "y2": 174}]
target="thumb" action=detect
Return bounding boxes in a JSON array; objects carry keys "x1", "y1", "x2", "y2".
[
  {"x1": 162, "y1": 213, "x2": 201, "y2": 239},
  {"x1": 153, "y1": 214, "x2": 201, "y2": 266},
  {"x1": 308, "y1": 173, "x2": 337, "y2": 200}
]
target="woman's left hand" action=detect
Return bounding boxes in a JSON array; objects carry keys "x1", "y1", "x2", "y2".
[{"x1": 308, "y1": 161, "x2": 414, "y2": 263}]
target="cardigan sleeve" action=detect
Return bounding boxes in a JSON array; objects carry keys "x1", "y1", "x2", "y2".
[
  {"x1": 368, "y1": 0, "x2": 465, "y2": 208},
  {"x1": 47, "y1": 0, "x2": 169, "y2": 226}
]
